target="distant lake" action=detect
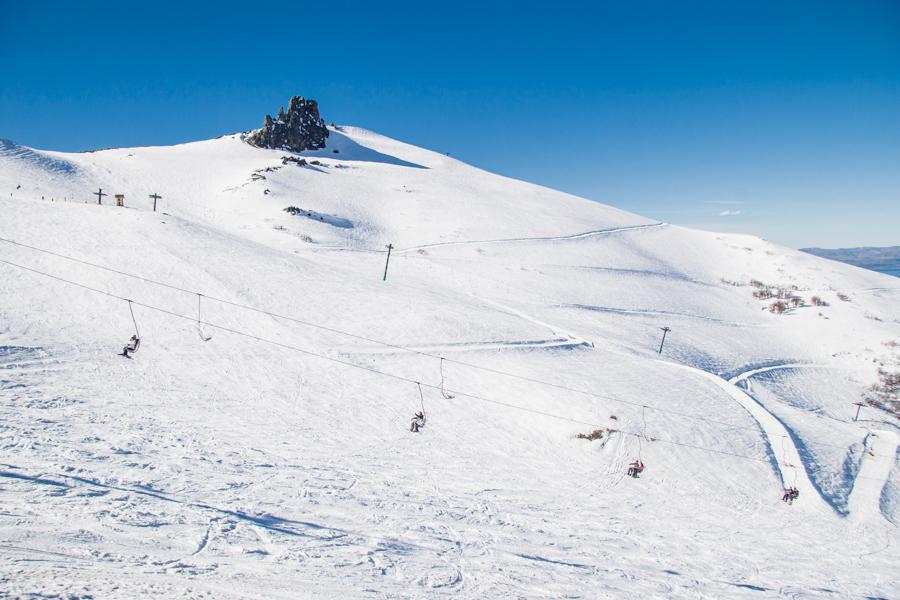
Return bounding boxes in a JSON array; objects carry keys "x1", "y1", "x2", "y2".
[{"x1": 873, "y1": 267, "x2": 900, "y2": 278}]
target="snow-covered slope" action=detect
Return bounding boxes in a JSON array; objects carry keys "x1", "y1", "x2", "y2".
[
  {"x1": 0, "y1": 127, "x2": 897, "y2": 598},
  {"x1": 3, "y1": 128, "x2": 655, "y2": 251}
]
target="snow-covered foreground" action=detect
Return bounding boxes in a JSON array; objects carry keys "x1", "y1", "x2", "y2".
[{"x1": 0, "y1": 128, "x2": 898, "y2": 598}]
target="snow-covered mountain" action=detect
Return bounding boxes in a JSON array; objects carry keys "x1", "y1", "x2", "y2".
[{"x1": 0, "y1": 123, "x2": 897, "y2": 598}]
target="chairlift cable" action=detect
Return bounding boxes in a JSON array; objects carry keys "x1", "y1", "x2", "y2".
[
  {"x1": 0, "y1": 234, "x2": 869, "y2": 451},
  {"x1": 0, "y1": 256, "x2": 893, "y2": 481}
]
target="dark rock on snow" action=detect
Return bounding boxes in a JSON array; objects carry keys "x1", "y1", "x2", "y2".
[
  {"x1": 281, "y1": 156, "x2": 308, "y2": 166},
  {"x1": 246, "y1": 96, "x2": 329, "y2": 152}
]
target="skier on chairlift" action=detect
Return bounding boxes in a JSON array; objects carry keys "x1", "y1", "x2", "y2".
[
  {"x1": 410, "y1": 410, "x2": 426, "y2": 433},
  {"x1": 781, "y1": 486, "x2": 799, "y2": 504},
  {"x1": 122, "y1": 334, "x2": 141, "y2": 358},
  {"x1": 627, "y1": 459, "x2": 644, "y2": 478}
]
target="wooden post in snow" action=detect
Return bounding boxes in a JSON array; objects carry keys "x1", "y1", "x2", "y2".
[
  {"x1": 93, "y1": 188, "x2": 107, "y2": 205},
  {"x1": 149, "y1": 193, "x2": 162, "y2": 212}
]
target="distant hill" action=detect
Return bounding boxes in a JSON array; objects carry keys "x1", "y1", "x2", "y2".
[{"x1": 801, "y1": 246, "x2": 900, "y2": 272}]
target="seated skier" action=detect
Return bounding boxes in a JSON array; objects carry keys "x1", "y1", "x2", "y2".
[
  {"x1": 627, "y1": 460, "x2": 644, "y2": 478},
  {"x1": 782, "y1": 487, "x2": 799, "y2": 504},
  {"x1": 122, "y1": 335, "x2": 141, "y2": 358},
  {"x1": 410, "y1": 411, "x2": 426, "y2": 433}
]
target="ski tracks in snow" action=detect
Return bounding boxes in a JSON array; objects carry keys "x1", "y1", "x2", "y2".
[
  {"x1": 350, "y1": 273, "x2": 894, "y2": 525},
  {"x1": 345, "y1": 291, "x2": 593, "y2": 358},
  {"x1": 727, "y1": 362, "x2": 898, "y2": 522},
  {"x1": 352, "y1": 336, "x2": 589, "y2": 356},
  {"x1": 393, "y1": 222, "x2": 666, "y2": 253},
  {"x1": 848, "y1": 429, "x2": 899, "y2": 524},
  {"x1": 470, "y1": 295, "x2": 592, "y2": 350},
  {"x1": 660, "y1": 360, "x2": 831, "y2": 514}
]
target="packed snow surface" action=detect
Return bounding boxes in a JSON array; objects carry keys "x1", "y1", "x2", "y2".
[{"x1": 0, "y1": 126, "x2": 898, "y2": 598}]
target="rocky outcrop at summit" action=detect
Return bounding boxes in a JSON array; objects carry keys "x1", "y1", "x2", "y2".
[{"x1": 245, "y1": 96, "x2": 329, "y2": 152}]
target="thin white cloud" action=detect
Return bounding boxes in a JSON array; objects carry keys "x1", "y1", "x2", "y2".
[{"x1": 718, "y1": 209, "x2": 742, "y2": 217}]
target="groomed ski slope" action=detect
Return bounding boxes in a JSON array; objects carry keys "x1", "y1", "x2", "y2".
[
  {"x1": 0, "y1": 127, "x2": 898, "y2": 598},
  {"x1": 660, "y1": 360, "x2": 831, "y2": 515},
  {"x1": 849, "y1": 430, "x2": 899, "y2": 521}
]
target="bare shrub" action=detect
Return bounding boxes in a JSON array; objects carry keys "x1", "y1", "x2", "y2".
[
  {"x1": 576, "y1": 428, "x2": 617, "y2": 441},
  {"x1": 837, "y1": 292, "x2": 851, "y2": 302},
  {"x1": 864, "y1": 368, "x2": 900, "y2": 418},
  {"x1": 811, "y1": 296, "x2": 828, "y2": 306},
  {"x1": 769, "y1": 300, "x2": 787, "y2": 314},
  {"x1": 790, "y1": 296, "x2": 804, "y2": 308}
]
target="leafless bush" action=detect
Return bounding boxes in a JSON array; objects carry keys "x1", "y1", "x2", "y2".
[
  {"x1": 865, "y1": 368, "x2": 900, "y2": 419},
  {"x1": 769, "y1": 300, "x2": 787, "y2": 314},
  {"x1": 576, "y1": 428, "x2": 617, "y2": 441},
  {"x1": 837, "y1": 292, "x2": 851, "y2": 302},
  {"x1": 811, "y1": 296, "x2": 828, "y2": 306},
  {"x1": 774, "y1": 288, "x2": 792, "y2": 299},
  {"x1": 790, "y1": 296, "x2": 804, "y2": 308}
]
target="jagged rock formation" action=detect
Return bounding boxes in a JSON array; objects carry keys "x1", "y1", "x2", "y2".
[{"x1": 246, "y1": 96, "x2": 329, "y2": 152}]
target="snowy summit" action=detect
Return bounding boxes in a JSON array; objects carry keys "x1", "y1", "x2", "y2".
[{"x1": 0, "y1": 96, "x2": 898, "y2": 598}]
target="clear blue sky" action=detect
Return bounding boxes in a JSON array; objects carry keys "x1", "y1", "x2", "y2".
[{"x1": 1, "y1": 1, "x2": 898, "y2": 248}]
